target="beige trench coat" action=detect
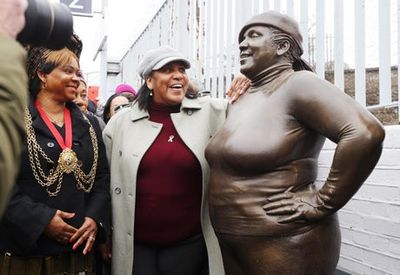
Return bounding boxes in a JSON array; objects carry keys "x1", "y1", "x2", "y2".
[{"x1": 103, "y1": 96, "x2": 227, "y2": 275}]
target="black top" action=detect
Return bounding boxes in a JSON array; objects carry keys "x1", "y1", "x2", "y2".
[{"x1": 0, "y1": 99, "x2": 110, "y2": 256}]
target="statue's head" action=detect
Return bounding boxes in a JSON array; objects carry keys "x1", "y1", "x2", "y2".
[{"x1": 238, "y1": 11, "x2": 312, "y2": 78}]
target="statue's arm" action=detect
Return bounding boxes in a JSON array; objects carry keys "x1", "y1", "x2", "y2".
[{"x1": 264, "y1": 71, "x2": 385, "y2": 223}]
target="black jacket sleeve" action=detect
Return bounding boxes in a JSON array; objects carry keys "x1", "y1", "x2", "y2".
[
  {"x1": 2, "y1": 183, "x2": 56, "y2": 251},
  {"x1": 84, "y1": 114, "x2": 111, "y2": 242}
]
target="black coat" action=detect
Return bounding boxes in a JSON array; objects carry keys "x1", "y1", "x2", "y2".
[{"x1": 0, "y1": 100, "x2": 110, "y2": 256}]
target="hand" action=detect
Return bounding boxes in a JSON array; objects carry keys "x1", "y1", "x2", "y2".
[
  {"x1": 0, "y1": 0, "x2": 28, "y2": 39},
  {"x1": 70, "y1": 217, "x2": 97, "y2": 255},
  {"x1": 44, "y1": 210, "x2": 78, "y2": 245},
  {"x1": 225, "y1": 73, "x2": 250, "y2": 103},
  {"x1": 97, "y1": 237, "x2": 112, "y2": 263},
  {"x1": 263, "y1": 191, "x2": 329, "y2": 224}
]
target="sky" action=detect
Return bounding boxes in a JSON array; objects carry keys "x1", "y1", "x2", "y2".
[{"x1": 72, "y1": 0, "x2": 165, "y2": 82}]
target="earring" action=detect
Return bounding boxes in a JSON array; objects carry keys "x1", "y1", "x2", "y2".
[
  {"x1": 42, "y1": 81, "x2": 47, "y2": 89},
  {"x1": 149, "y1": 91, "x2": 153, "y2": 96}
]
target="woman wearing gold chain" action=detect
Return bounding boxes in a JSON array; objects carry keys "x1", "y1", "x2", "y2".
[{"x1": 0, "y1": 35, "x2": 110, "y2": 275}]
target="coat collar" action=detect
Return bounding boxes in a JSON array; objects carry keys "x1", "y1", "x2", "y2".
[{"x1": 129, "y1": 96, "x2": 203, "y2": 121}]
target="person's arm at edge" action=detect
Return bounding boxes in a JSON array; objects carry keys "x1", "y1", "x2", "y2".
[
  {"x1": 0, "y1": 34, "x2": 28, "y2": 215},
  {"x1": 0, "y1": 0, "x2": 28, "y2": 216}
]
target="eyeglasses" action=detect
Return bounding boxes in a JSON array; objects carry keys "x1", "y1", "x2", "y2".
[{"x1": 113, "y1": 103, "x2": 130, "y2": 113}]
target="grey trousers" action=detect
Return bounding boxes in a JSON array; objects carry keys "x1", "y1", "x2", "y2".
[{"x1": 133, "y1": 234, "x2": 209, "y2": 275}]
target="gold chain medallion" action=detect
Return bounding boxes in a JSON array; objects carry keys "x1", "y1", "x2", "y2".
[
  {"x1": 58, "y1": 148, "x2": 78, "y2": 174},
  {"x1": 24, "y1": 108, "x2": 98, "y2": 196}
]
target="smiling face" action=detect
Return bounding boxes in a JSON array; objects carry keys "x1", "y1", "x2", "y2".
[
  {"x1": 74, "y1": 80, "x2": 88, "y2": 112},
  {"x1": 38, "y1": 49, "x2": 81, "y2": 102},
  {"x1": 146, "y1": 61, "x2": 189, "y2": 106},
  {"x1": 239, "y1": 25, "x2": 281, "y2": 78}
]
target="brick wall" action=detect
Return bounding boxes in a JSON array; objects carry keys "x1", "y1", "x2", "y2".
[
  {"x1": 317, "y1": 125, "x2": 400, "y2": 274},
  {"x1": 325, "y1": 67, "x2": 399, "y2": 125}
]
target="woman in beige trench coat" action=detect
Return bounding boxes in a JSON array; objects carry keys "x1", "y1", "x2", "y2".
[{"x1": 103, "y1": 46, "x2": 248, "y2": 275}]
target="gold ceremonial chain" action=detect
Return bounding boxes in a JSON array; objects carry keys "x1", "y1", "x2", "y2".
[{"x1": 24, "y1": 108, "x2": 99, "y2": 197}]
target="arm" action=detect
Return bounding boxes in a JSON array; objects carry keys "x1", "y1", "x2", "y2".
[
  {"x1": 85, "y1": 116, "x2": 111, "y2": 232},
  {"x1": 225, "y1": 73, "x2": 251, "y2": 103},
  {"x1": 264, "y1": 72, "x2": 385, "y2": 223},
  {"x1": 0, "y1": 0, "x2": 27, "y2": 39},
  {"x1": 71, "y1": 116, "x2": 111, "y2": 254},
  {"x1": 2, "y1": 184, "x2": 57, "y2": 251},
  {"x1": 0, "y1": 0, "x2": 28, "y2": 215}
]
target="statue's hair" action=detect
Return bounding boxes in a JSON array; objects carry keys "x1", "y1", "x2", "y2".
[
  {"x1": 270, "y1": 27, "x2": 301, "y2": 64},
  {"x1": 269, "y1": 26, "x2": 313, "y2": 71}
]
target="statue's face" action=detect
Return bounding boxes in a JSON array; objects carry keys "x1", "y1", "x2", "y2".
[{"x1": 239, "y1": 25, "x2": 279, "y2": 78}]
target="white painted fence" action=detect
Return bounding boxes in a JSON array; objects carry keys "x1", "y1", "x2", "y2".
[
  {"x1": 116, "y1": 0, "x2": 398, "y2": 111},
  {"x1": 114, "y1": 1, "x2": 400, "y2": 274}
]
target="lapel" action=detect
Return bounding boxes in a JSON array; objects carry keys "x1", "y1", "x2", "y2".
[
  {"x1": 29, "y1": 100, "x2": 54, "y2": 140},
  {"x1": 123, "y1": 103, "x2": 162, "y2": 160},
  {"x1": 29, "y1": 99, "x2": 90, "y2": 142},
  {"x1": 171, "y1": 97, "x2": 206, "y2": 157},
  {"x1": 120, "y1": 98, "x2": 207, "y2": 161},
  {"x1": 128, "y1": 101, "x2": 150, "y2": 122}
]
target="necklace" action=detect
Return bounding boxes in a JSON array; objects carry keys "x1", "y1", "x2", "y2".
[
  {"x1": 36, "y1": 97, "x2": 65, "y2": 126},
  {"x1": 24, "y1": 104, "x2": 99, "y2": 197},
  {"x1": 45, "y1": 112, "x2": 64, "y2": 127}
]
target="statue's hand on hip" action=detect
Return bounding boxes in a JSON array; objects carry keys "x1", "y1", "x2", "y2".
[{"x1": 263, "y1": 191, "x2": 329, "y2": 224}]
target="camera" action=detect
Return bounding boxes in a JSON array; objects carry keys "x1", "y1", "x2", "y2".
[{"x1": 17, "y1": 0, "x2": 73, "y2": 50}]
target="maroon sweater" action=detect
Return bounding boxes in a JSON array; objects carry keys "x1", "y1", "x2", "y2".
[{"x1": 134, "y1": 101, "x2": 203, "y2": 245}]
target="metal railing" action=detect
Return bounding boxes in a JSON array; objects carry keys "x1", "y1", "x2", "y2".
[{"x1": 117, "y1": 0, "x2": 398, "y2": 112}]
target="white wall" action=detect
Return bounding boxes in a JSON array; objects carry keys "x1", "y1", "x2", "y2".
[{"x1": 317, "y1": 125, "x2": 400, "y2": 275}]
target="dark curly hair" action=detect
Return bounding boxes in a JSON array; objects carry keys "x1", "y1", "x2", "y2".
[{"x1": 26, "y1": 33, "x2": 83, "y2": 98}]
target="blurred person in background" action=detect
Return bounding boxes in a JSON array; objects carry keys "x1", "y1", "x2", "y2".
[
  {"x1": 0, "y1": 34, "x2": 110, "y2": 274},
  {"x1": 187, "y1": 78, "x2": 212, "y2": 98},
  {"x1": 87, "y1": 98, "x2": 98, "y2": 114},
  {"x1": 74, "y1": 77, "x2": 106, "y2": 130},
  {"x1": 114, "y1": 83, "x2": 137, "y2": 102},
  {"x1": 102, "y1": 94, "x2": 130, "y2": 124},
  {"x1": 186, "y1": 78, "x2": 203, "y2": 98},
  {"x1": 0, "y1": 0, "x2": 28, "y2": 216},
  {"x1": 74, "y1": 78, "x2": 89, "y2": 113},
  {"x1": 103, "y1": 46, "x2": 249, "y2": 275}
]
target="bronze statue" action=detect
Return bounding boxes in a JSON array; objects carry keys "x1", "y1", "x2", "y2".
[{"x1": 205, "y1": 11, "x2": 385, "y2": 275}]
